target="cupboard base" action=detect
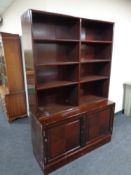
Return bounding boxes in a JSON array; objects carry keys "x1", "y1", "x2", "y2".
[
  {"x1": 31, "y1": 100, "x2": 115, "y2": 175},
  {"x1": 38, "y1": 135, "x2": 111, "y2": 175}
]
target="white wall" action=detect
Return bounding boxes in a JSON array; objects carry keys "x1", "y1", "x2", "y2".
[
  {"x1": 1, "y1": 0, "x2": 131, "y2": 112},
  {"x1": 0, "y1": 0, "x2": 47, "y2": 34}
]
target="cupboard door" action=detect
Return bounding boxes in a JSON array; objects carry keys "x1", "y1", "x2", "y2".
[
  {"x1": 87, "y1": 108, "x2": 111, "y2": 142},
  {"x1": 46, "y1": 117, "x2": 81, "y2": 161}
]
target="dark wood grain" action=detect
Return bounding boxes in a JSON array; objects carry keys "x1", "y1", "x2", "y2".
[
  {"x1": 80, "y1": 75, "x2": 108, "y2": 83},
  {"x1": 37, "y1": 81, "x2": 78, "y2": 90},
  {"x1": 21, "y1": 9, "x2": 115, "y2": 175},
  {"x1": 0, "y1": 32, "x2": 27, "y2": 122}
]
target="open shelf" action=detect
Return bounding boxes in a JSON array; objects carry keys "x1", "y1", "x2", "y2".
[
  {"x1": 36, "y1": 65, "x2": 78, "y2": 90},
  {"x1": 34, "y1": 42, "x2": 79, "y2": 65},
  {"x1": 80, "y1": 62, "x2": 110, "y2": 82},
  {"x1": 32, "y1": 12, "x2": 79, "y2": 40},
  {"x1": 37, "y1": 85, "x2": 78, "y2": 115},
  {"x1": 80, "y1": 95, "x2": 106, "y2": 105},
  {"x1": 80, "y1": 80, "x2": 109, "y2": 103},
  {"x1": 81, "y1": 19, "x2": 113, "y2": 42},
  {"x1": 81, "y1": 43, "x2": 112, "y2": 61}
]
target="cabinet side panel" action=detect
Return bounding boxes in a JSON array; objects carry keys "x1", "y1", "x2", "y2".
[
  {"x1": 109, "y1": 103, "x2": 115, "y2": 133},
  {"x1": 21, "y1": 10, "x2": 37, "y2": 113},
  {"x1": 30, "y1": 114, "x2": 44, "y2": 170},
  {"x1": 2, "y1": 35, "x2": 25, "y2": 92}
]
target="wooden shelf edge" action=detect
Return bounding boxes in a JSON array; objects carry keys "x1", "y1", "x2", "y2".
[
  {"x1": 37, "y1": 81, "x2": 78, "y2": 90},
  {"x1": 81, "y1": 40, "x2": 112, "y2": 44},
  {"x1": 33, "y1": 38, "x2": 79, "y2": 43},
  {"x1": 80, "y1": 76, "x2": 109, "y2": 83},
  {"x1": 36, "y1": 62, "x2": 79, "y2": 66},
  {"x1": 80, "y1": 59, "x2": 111, "y2": 63}
]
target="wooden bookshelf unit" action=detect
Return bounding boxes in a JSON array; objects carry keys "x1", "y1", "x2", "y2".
[{"x1": 21, "y1": 9, "x2": 115, "y2": 175}]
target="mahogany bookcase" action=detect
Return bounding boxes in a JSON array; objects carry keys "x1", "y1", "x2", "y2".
[{"x1": 21, "y1": 9, "x2": 115, "y2": 175}]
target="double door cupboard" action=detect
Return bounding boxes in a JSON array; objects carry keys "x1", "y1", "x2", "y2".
[
  {"x1": 21, "y1": 9, "x2": 115, "y2": 175},
  {"x1": 0, "y1": 32, "x2": 27, "y2": 122}
]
